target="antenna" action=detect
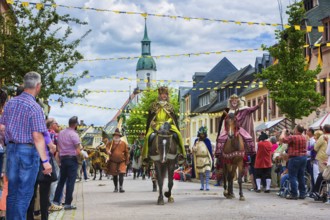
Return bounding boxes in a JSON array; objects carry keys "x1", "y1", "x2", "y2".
[{"x1": 277, "y1": 0, "x2": 284, "y2": 31}]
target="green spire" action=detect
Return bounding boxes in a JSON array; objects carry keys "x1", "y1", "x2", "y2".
[
  {"x1": 136, "y1": 18, "x2": 156, "y2": 71},
  {"x1": 142, "y1": 18, "x2": 150, "y2": 42}
]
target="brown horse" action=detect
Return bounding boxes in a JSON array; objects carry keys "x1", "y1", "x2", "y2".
[
  {"x1": 222, "y1": 112, "x2": 245, "y2": 201},
  {"x1": 87, "y1": 146, "x2": 108, "y2": 180},
  {"x1": 149, "y1": 122, "x2": 177, "y2": 205}
]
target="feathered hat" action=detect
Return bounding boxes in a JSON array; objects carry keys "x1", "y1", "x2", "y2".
[
  {"x1": 197, "y1": 126, "x2": 208, "y2": 137},
  {"x1": 158, "y1": 86, "x2": 168, "y2": 95}
]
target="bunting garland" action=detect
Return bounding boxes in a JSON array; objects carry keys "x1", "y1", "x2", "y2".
[
  {"x1": 6, "y1": 0, "x2": 329, "y2": 32},
  {"x1": 48, "y1": 98, "x2": 223, "y2": 116}
]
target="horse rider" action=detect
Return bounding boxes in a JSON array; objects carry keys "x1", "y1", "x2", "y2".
[
  {"x1": 192, "y1": 126, "x2": 213, "y2": 191},
  {"x1": 142, "y1": 86, "x2": 186, "y2": 164},
  {"x1": 106, "y1": 128, "x2": 130, "y2": 193},
  {"x1": 216, "y1": 94, "x2": 264, "y2": 156}
]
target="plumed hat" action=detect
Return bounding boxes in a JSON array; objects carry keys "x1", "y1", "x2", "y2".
[
  {"x1": 158, "y1": 86, "x2": 168, "y2": 95},
  {"x1": 197, "y1": 126, "x2": 208, "y2": 137}
]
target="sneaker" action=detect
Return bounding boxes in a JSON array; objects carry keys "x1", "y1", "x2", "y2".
[
  {"x1": 64, "y1": 205, "x2": 77, "y2": 210},
  {"x1": 264, "y1": 190, "x2": 270, "y2": 193},
  {"x1": 48, "y1": 203, "x2": 63, "y2": 211},
  {"x1": 286, "y1": 195, "x2": 298, "y2": 200},
  {"x1": 255, "y1": 189, "x2": 261, "y2": 193}
]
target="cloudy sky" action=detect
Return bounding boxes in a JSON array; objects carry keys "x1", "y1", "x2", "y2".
[{"x1": 41, "y1": 0, "x2": 293, "y2": 126}]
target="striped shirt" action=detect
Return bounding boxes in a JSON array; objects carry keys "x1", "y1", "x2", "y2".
[
  {"x1": 0, "y1": 92, "x2": 47, "y2": 144},
  {"x1": 283, "y1": 134, "x2": 307, "y2": 157}
]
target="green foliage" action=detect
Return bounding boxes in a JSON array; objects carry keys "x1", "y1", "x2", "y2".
[
  {"x1": 126, "y1": 88, "x2": 179, "y2": 143},
  {"x1": 0, "y1": 0, "x2": 90, "y2": 99},
  {"x1": 257, "y1": 2, "x2": 324, "y2": 128}
]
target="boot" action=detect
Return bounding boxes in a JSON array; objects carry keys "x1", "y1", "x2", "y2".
[
  {"x1": 119, "y1": 174, "x2": 125, "y2": 193},
  {"x1": 113, "y1": 175, "x2": 118, "y2": 192},
  {"x1": 152, "y1": 181, "x2": 157, "y2": 192},
  {"x1": 256, "y1": 178, "x2": 261, "y2": 193},
  {"x1": 205, "y1": 170, "x2": 210, "y2": 191},
  {"x1": 265, "y1": 179, "x2": 271, "y2": 193},
  {"x1": 199, "y1": 173, "x2": 204, "y2": 190}
]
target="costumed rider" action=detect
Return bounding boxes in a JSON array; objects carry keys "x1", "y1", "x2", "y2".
[
  {"x1": 106, "y1": 128, "x2": 130, "y2": 193},
  {"x1": 192, "y1": 126, "x2": 213, "y2": 191},
  {"x1": 142, "y1": 86, "x2": 186, "y2": 164},
  {"x1": 216, "y1": 94, "x2": 263, "y2": 157}
]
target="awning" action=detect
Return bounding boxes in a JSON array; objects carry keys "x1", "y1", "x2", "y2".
[
  {"x1": 255, "y1": 118, "x2": 293, "y2": 133},
  {"x1": 309, "y1": 112, "x2": 330, "y2": 129}
]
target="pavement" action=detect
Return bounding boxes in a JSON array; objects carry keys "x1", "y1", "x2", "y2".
[{"x1": 49, "y1": 174, "x2": 329, "y2": 220}]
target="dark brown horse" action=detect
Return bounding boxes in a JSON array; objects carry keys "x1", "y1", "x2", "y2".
[
  {"x1": 222, "y1": 112, "x2": 245, "y2": 201},
  {"x1": 149, "y1": 122, "x2": 177, "y2": 205}
]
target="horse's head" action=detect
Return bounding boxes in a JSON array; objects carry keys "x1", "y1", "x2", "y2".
[
  {"x1": 150, "y1": 122, "x2": 176, "y2": 163},
  {"x1": 225, "y1": 112, "x2": 239, "y2": 139},
  {"x1": 158, "y1": 122, "x2": 171, "y2": 135}
]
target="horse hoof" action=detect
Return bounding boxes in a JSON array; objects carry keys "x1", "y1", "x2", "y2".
[
  {"x1": 239, "y1": 196, "x2": 245, "y2": 201},
  {"x1": 157, "y1": 198, "x2": 165, "y2": 205},
  {"x1": 164, "y1": 192, "x2": 170, "y2": 198},
  {"x1": 168, "y1": 196, "x2": 174, "y2": 203}
]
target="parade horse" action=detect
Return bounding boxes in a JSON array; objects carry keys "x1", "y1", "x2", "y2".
[
  {"x1": 87, "y1": 145, "x2": 108, "y2": 180},
  {"x1": 221, "y1": 111, "x2": 245, "y2": 201},
  {"x1": 149, "y1": 122, "x2": 177, "y2": 205}
]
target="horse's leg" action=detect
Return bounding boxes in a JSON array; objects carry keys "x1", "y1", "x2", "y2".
[
  {"x1": 237, "y1": 160, "x2": 245, "y2": 201},
  {"x1": 155, "y1": 162, "x2": 164, "y2": 205},
  {"x1": 223, "y1": 164, "x2": 228, "y2": 198},
  {"x1": 93, "y1": 166, "x2": 96, "y2": 180},
  {"x1": 165, "y1": 161, "x2": 175, "y2": 203}
]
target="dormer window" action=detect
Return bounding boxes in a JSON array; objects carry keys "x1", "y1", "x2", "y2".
[
  {"x1": 199, "y1": 94, "x2": 210, "y2": 107},
  {"x1": 304, "y1": 0, "x2": 319, "y2": 11}
]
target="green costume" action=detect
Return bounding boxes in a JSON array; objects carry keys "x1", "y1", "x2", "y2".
[{"x1": 142, "y1": 101, "x2": 186, "y2": 160}]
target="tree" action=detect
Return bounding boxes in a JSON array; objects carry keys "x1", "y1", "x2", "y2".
[
  {"x1": 125, "y1": 88, "x2": 179, "y2": 143},
  {"x1": 257, "y1": 1, "x2": 324, "y2": 128},
  {"x1": 0, "y1": 0, "x2": 90, "y2": 99}
]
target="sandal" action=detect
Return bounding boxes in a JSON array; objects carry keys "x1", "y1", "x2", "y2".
[{"x1": 48, "y1": 203, "x2": 63, "y2": 212}]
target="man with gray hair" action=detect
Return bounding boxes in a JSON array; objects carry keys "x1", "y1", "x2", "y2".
[{"x1": 0, "y1": 71, "x2": 52, "y2": 220}]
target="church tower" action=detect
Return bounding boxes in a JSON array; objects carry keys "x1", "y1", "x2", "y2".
[{"x1": 136, "y1": 19, "x2": 157, "y2": 90}]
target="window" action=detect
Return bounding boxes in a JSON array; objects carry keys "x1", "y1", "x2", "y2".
[
  {"x1": 215, "y1": 117, "x2": 221, "y2": 132},
  {"x1": 258, "y1": 97, "x2": 262, "y2": 121},
  {"x1": 210, "y1": 119, "x2": 213, "y2": 134},
  {"x1": 304, "y1": 0, "x2": 318, "y2": 11},
  {"x1": 324, "y1": 21, "x2": 330, "y2": 42},
  {"x1": 320, "y1": 78, "x2": 327, "y2": 102},
  {"x1": 247, "y1": 100, "x2": 251, "y2": 107},
  {"x1": 271, "y1": 99, "x2": 276, "y2": 117},
  {"x1": 252, "y1": 99, "x2": 256, "y2": 121},
  {"x1": 263, "y1": 96, "x2": 267, "y2": 121},
  {"x1": 199, "y1": 94, "x2": 210, "y2": 107}
]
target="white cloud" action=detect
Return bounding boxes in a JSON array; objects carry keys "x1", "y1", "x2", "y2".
[{"x1": 47, "y1": 0, "x2": 292, "y2": 126}]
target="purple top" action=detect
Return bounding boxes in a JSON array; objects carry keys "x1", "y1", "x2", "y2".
[
  {"x1": 58, "y1": 127, "x2": 80, "y2": 156},
  {"x1": 43, "y1": 131, "x2": 51, "y2": 160},
  {"x1": 0, "y1": 92, "x2": 47, "y2": 144}
]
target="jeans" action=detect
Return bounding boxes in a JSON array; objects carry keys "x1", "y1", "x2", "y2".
[
  {"x1": 49, "y1": 159, "x2": 60, "y2": 202},
  {"x1": 288, "y1": 156, "x2": 307, "y2": 197},
  {"x1": 6, "y1": 143, "x2": 39, "y2": 220},
  {"x1": 53, "y1": 157, "x2": 78, "y2": 206},
  {"x1": 82, "y1": 160, "x2": 88, "y2": 180}
]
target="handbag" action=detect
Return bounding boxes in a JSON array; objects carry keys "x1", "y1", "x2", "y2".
[
  {"x1": 322, "y1": 165, "x2": 330, "y2": 181},
  {"x1": 37, "y1": 156, "x2": 58, "y2": 183}
]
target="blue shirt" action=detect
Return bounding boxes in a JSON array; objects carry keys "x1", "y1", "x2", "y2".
[{"x1": 0, "y1": 92, "x2": 47, "y2": 144}]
